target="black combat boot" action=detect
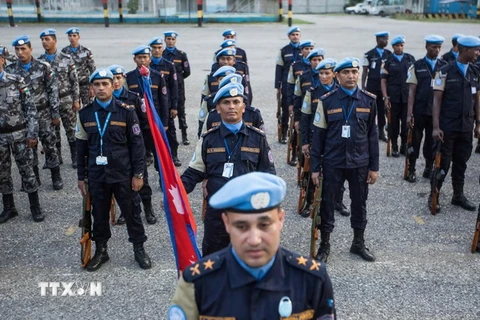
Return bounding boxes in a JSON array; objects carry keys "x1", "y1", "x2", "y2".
[
  {"x1": 350, "y1": 229, "x2": 376, "y2": 262},
  {"x1": 116, "y1": 214, "x2": 126, "y2": 225},
  {"x1": 172, "y1": 149, "x2": 182, "y2": 167},
  {"x1": 0, "y1": 194, "x2": 18, "y2": 224},
  {"x1": 281, "y1": 127, "x2": 287, "y2": 144},
  {"x1": 69, "y1": 141, "x2": 77, "y2": 169},
  {"x1": 33, "y1": 165, "x2": 41, "y2": 186},
  {"x1": 475, "y1": 139, "x2": 480, "y2": 154},
  {"x1": 399, "y1": 143, "x2": 407, "y2": 156},
  {"x1": 407, "y1": 158, "x2": 416, "y2": 183},
  {"x1": 181, "y1": 129, "x2": 190, "y2": 145},
  {"x1": 50, "y1": 166, "x2": 63, "y2": 190},
  {"x1": 143, "y1": 198, "x2": 157, "y2": 225},
  {"x1": 28, "y1": 191, "x2": 44, "y2": 222},
  {"x1": 134, "y1": 242, "x2": 152, "y2": 269},
  {"x1": 86, "y1": 242, "x2": 109, "y2": 271},
  {"x1": 315, "y1": 231, "x2": 331, "y2": 263},
  {"x1": 288, "y1": 152, "x2": 298, "y2": 166},
  {"x1": 56, "y1": 141, "x2": 63, "y2": 165},
  {"x1": 391, "y1": 145, "x2": 400, "y2": 158},
  {"x1": 378, "y1": 127, "x2": 387, "y2": 142},
  {"x1": 451, "y1": 184, "x2": 476, "y2": 211},
  {"x1": 335, "y1": 187, "x2": 350, "y2": 217},
  {"x1": 423, "y1": 164, "x2": 433, "y2": 179}
]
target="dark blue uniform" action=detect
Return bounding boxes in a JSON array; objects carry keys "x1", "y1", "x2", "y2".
[
  {"x1": 441, "y1": 50, "x2": 457, "y2": 64},
  {"x1": 311, "y1": 88, "x2": 379, "y2": 233},
  {"x1": 203, "y1": 105, "x2": 264, "y2": 132},
  {"x1": 76, "y1": 97, "x2": 146, "y2": 244},
  {"x1": 171, "y1": 246, "x2": 335, "y2": 319},
  {"x1": 181, "y1": 123, "x2": 275, "y2": 255},
  {"x1": 294, "y1": 68, "x2": 318, "y2": 122},
  {"x1": 288, "y1": 58, "x2": 311, "y2": 108}
]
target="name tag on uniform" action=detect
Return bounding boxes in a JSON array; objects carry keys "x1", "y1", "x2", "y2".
[
  {"x1": 342, "y1": 125, "x2": 350, "y2": 138},
  {"x1": 371, "y1": 61, "x2": 376, "y2": 69},
  {"x1": 96, "y1": 156, "x2": 108, "y2": 165},
  {"x1": 472, "y1": 86, "x2": 477, "y2": 94},
  {"x1": 222, "y1": 163, "x2": 234, "y2": 178}
]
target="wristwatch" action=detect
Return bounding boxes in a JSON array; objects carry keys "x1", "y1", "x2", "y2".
[
  {"x1": 383, "y1": 96, "x2": 390, "y2": 101},
  {"x1": 134, "y1": 173, "x2": 144, "y2": 179}
]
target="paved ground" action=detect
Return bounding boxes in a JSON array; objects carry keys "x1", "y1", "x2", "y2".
[{"x1": 1, "y1": 14, "x2": 480, "y2": 320}]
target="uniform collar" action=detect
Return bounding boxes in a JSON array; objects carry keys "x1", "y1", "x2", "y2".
[
  {"x1": 92, "y1": 96, "x2": 119, "y2": 112},
  {"x1": 219, "y1": 121, "x2": 248, "y2": 138},
  {"x1": 338, "y1": 86, "x2": 360, "y2": 100}
]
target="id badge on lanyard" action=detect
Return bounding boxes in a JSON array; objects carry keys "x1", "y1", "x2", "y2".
[
  {"x1": 95, "y1": 111, "x2": 112, "y2": 166},
  {"x1": 342, "y1": 101, "x2": 355, "y2": 139}
]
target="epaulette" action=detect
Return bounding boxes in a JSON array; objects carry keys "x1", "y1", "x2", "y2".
[
  {"x1": 36, "y1": 59, "x2": 51, "y2": 68},
  {"x1": 285, "y1": 250, "x2": 326, "y2": 278},
  {"x1": 201, "y1": 125, "x2": 220, "y2": 138},
  {"x1": 360, "y1": 89, "x2": 377, "y2": 100},
  {"x1": 183, "y1": 254, "x2": 225, "y2": 283},
  {"x1": 246, "y1": 125, "x2": 265, "y2": 136},
  {"x1": 320, "y1": 88, "x2": 337, "y2": 101},
  {"x1": 127, "y1": 90, "x2": 140, "y2": 97},
  {"x1": 119, "y1": 102, "x2": 135, "y2": 110},
  {"x1": 203, "y1": 93, "x2": 214, "y2": 102},
  {"x1": 4, "y1": 72, "x2": 20, "y2": 82},
  {"x1": 59, "y1": 51, "x2": 72, "y2": 59}
]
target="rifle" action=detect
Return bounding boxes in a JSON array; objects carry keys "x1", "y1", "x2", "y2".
[
  {"x1": 202, "y1": 197, "x2": 207, "y2": 221},
  {"x1": 430, "y1": 143, "x2": 445, "y2": 215},
  {"x1": 471, "y1": 204, "x2": 480, "y2": 253},
  {"x1": 403, "y1": 127, "x2": 413, "y2": 180},
  {"x1": 297, "y1": 156, "x2": 311, "y2": 214},
  {"x1": 296, "y1": 131, "x2": 302, "y2": 185},
  {"x1": 386, "y1": 108, "x2": 391, "y2": 156},
  {"x1": 110, "y1": 197, "x2": 116, "y2": 225},
  {"x1": 286, "y1": 114, "x2": 295, "y2": 164},
  {"x1": 310, "y1": 174, "x2": 323, "y2": 259},
  {"x1": 79, "y1": 172, "x2": 92, "y2": 268},
  {"x1": 276, "y1": 93, "x2": 282, "y2": 143}
]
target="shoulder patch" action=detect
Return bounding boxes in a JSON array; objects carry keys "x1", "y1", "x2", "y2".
[
  {"x1": 201, "y1": 125, "x2": 220, "y2": 138},
  {"x1": 360, "y1": 89, "x2": 377, "y2": 99},
  {"x1": 320, "y1": 88, "x2": 337, "y2": 101},
  {"x1": 246, "y1": 125, "x2": 265, "y2": 136},
  {"x1": 285, "y1": 252, "x2": 326, "y2": 278},
  {"x1": 182, "y1": 255, "x2": 224, "y2": 283}
]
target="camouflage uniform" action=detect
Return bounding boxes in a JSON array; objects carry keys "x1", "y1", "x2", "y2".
[
  {"x1": 61, "y1": 45, "x2": 95, "y2": 107},
  {"x1": 0, "y1": 71, "x2": 38, "y2": 194},
  {"x1": 38, "y1": 51, "x2": 79, "y2": 167},
  {"x1": 6, "y1": 59, "x2": 60, "y2": 170}
]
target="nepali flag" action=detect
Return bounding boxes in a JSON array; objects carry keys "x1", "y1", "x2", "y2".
[{"x1": 139, "y1": 66, "x2": 201, "y2": 273}]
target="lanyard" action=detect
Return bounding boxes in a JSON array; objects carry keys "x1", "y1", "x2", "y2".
[
  {"x1": 342, "y1": 101, "x2": 355, "y2": 125},
  {"x1": 224, "y1": 136, "x2": 243, "y2": 162},
  {"x1": 312, "y1": 75, "x2": 320, "y2": 88},
  {"x1": 95, "y1": 111, "x2": 112, "y2": 156}
]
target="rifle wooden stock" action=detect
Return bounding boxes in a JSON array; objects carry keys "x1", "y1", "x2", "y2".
[
  {"x1": 386, "y1": 108, "x2": 391, "y2": 156},
  {"x1": 110, "y1": 197, "x2": 116, "y2": 225},
  {"x1": 297, "y1": 157, "x2": 311, "y2": 213},
  {"x1": 431, "y1": 144, "x2": 442, "y2": 215},
  {"x1": 202, "y1": 197, "x2": 207, "y2": 221},
  {"x1": 310, "y1": 177, "x2": 322, "y2": 259},
  {"x1": 471, "y1": 205, "x2": 480, "y2": 253},
  {"x1": 286, "y1": 115, "x2": 294, "y2": 163},
  {"x1": 296, "y1": 131, "x2": 302, "y2": 185},
  {"x1": 403, "y1": 128, "x2": 413, "y2": 180},
  {"x1": 277, "y1": 96, "x2": 282, "y2": 143},
  {"x1": 79, "y1": 186, "x2": 92, "y2": 268}
]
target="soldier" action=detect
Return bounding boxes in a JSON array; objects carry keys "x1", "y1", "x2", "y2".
[
  {"x1": 380, "y1": 35, "x2": 416, "y2": 157},
  {"x1": 108, "y1": 64, "x2": 157, "y2": 225},
  {"x1": 441, "y1": 34, "x2": 464, "y2": 63},
  {"x1": 38, "y1": 28, "x2": 80, "y2": 169},
  {"x1": 61, "y1": 27, "x2": 95, "y2": 107},
  {"x1": 162, "y1": 31, "x2": 191, "y2": 145},
  {"x1": 0, "y1": 47, "x2": 44, "y2": 223},
  {"x1": 170, "y1": 172, "x2": 335, "y2": 319},
  {"x1": 7, "y1": 35, "x2": 63, "y2": 190},
  {"x1": 148, "y1": 37, "x2": 181, "y2": 167},
  {"x1": 181, "y1": 83, "x2": 275, "y2": 256},
  {"x1": 275, "y1": 26, "x2": 302, "y2": 144},
  {"x1": 76, "y1": 68, "x2": 151, "y2": 271},
  {"x1": 0, "y1": 45, "x2": 16, "y2": 65},
  {"x1": 311, "y1": 58, "x2": 379, "y2": 263},
  {"x1": 430, "y1": 36, "x2": 480, "y2": 213},
  {"x1": 405, "y1": 35, "x2": 448, "y2": 183},
  {"x1": 220, "y1": 29, "x2": 248, "y2": 64},
  {"x1": 362, "y1": 31, "x2": 392, "y2": 142}
]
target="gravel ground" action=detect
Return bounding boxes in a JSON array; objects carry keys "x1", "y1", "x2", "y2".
[{"x1": 1, "y1": 14, "x2": 480, "y2": 320}]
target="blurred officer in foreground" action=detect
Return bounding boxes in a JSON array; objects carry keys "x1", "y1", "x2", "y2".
[
  {"x1": 405, "y1": 35, "x2": 447, "y2": 183},
  {"x1": 38, "y1": 28, "x2": 80, "y2": 168},
  {"x1": 430, "y1": 36, "x2": 480, "y2": 213},
  {"x1": 311, "y1": 58, "x2": 379, "y2": 263},
  {"x1": 181, "y1": 83, "x2": 275, "y2": 256},
  {"x1": 0, "y1": 47, "x2": 44, "y2": 223},
  {"x1": 76, "y1": 69, "x2": 151, "y2": 271},
  {"x1": 7, "y1": 35, "x2": 63, "y2": 190},
  {"x1": 442, "y1": 34, "x2": 464, "y2": 63},
  {"x1": 362, "y1": 31, "x2": 392, "y2": 142},
  {"x1": 170, "y1": 172, "x2": 335, "y2": 319},
  {"x1": 61, "y1": 27, "x2": 95, "y2": 107}
]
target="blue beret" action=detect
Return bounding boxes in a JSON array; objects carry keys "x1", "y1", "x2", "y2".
[
  {"x1": 89, "y1": 68, "x2": 113, "y2": 83},
  {"x1": 452, "y1": 34, "x2": 465, "y2": 41},
  {"x1": 424, "y1": 35, "x2": 445, "y2": 44},
  {"x1": 457, "y1": 35, "x2": 480, "y2": 48},
  {"x1": 108, "y1": 64, "x2": 126, "y2": 75},
  {"x1": 316, "y1": 58, "x2": 337, "y2": 71},
  {"x1": 307, "y1": 48, "x2": 325, "y2": 60},
  {"x1": 131, "y1": 45, "x2": 151, "y2": 55},
  {"x1": 219, "y1": 73, "x2": 243, "y2": 89},
  {"x1": 220, "y1": 39, "x2": 236, "y2": 48},
  {"x1": 213, "y1": 82, "x2": 244, "y2": 104},
  {"x1": 375, "y1": 31, "x2": 389, "y2": 37},
  {"x1": 216, "y1": 48, "x2": 236, "y2": 59},
  {"x1": 222, "y1": 29, "x2": 236, "y2": 37},
  {"x1": 210, "y1": 172, "x2": 286, "y2": 213},
  {"x1": 11, "y1": 35, "x2": 30, "y2": 47},
  {"x1": 163, "y1": 31, "x2": 178, "y2": 38},
  {"x1": 334, "y1": 57, "x2": 360, "y2": 72},
  {"x1": 287, "y1": 26, "x2": 301, "y2": 36},
  {"x1": 300, "y1": 40, "x2": 315, "y2": 48},
  {"x1": 66, "y1": 27, "x2": 80, "y2": 34},
  {"x1": 148, "y1": 37, "x2": 163, "y2": 46},
  {"x1": 39, "y1": 29, "x2": 56, "y2": 38},
  {"x1": 212, "y1": 66, "x2": 236, "y2": 78},
  {"x1": 391, "y1": 35, "x2": 405, "y2": 46}
]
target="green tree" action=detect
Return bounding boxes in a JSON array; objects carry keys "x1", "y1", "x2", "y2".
[{"x1": 127, "y1": 0, "x2": 139, "y2": 14}]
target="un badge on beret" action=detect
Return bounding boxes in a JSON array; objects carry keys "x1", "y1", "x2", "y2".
[
  {"x1": 251, "y1": 192, "x2": 270, "y2": 210},
  {"x1": 434, "y1": 78, "x2": 442, "y2": 86},
  {"x1": 352, "y1": 60, "x2": 359, "y2": 67},
  {"x1": 44, "y1": 31, "x2": 50, "y2": 36},
  {"x1": 99, "y1": 70, "x2": 107, "y2": 77},
  {"x1": 145, "y1": 48, "x2": 150, "y2": 54},
  {"x1": 116, "y1": 67, "x2": 122, "y2": 74},
  {"x1": 18, "y1": 40, "x2": 25, "y2": 45},
  {"x1": 229, "y1": 88, "x2": 238, "y2": 96},
  {"x1": 325, "y1": 63, "x2": 332, "y2": 69}
]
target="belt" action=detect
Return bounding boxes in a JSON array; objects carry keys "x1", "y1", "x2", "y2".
[
  {"x1": 37, "y1": 103, "x2": 49, "y2": 111},
  {"x1": 0, "y1": 123, "x2": 26, "y2": 134}
]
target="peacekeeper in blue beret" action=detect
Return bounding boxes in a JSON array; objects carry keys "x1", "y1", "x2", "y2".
[
  {"x1": 220, "y1": 28, "x2": 248, "y2": 64},
  {"x1": 362, "y1": 31, "x2": 393, "y2": 142},
  {"x1": 162, "y1": 31, "x2": 191, "y2": 145},
  {"x1": 310, "y1": 58, "x2": 379, "y2": 263},
  {"x1": 380, "y1": 35, "x2": 416, "y2": 157},
  {"x1": 429, "y1": 35, "x2": 480, "y2": 213},
  {"x1": 442, "y1": 34, "x2": 464, "y2": 63},
  {"x1": 181, "y1": 83, "x2": 275, "y2": 256},
  {"x1": 170, "y1": 172, "x2": 336, "y2": 320},
  {"x1": 61, "y1": 27, "x2": 96, "y2": 107},
  {"x1": 76, "y1": 68, "x2": 151, "y2": 271},
  {"x1": 211, "y1": 39, "x2": 236, "y2": 64}
]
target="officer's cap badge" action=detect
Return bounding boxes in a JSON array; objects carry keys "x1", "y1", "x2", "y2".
[
  {"x1": 229, "y1": 88, "x2": 238, "y2": 96},
  {"x1": 352, "y1": 60, "x2": 359, "y2": 67},
  {"x1": 251, "y1": 192, "x2": 270, "y2": 210},
  {"x1": 99, "y1": 70, "x2": 107, "y2": 77}
]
